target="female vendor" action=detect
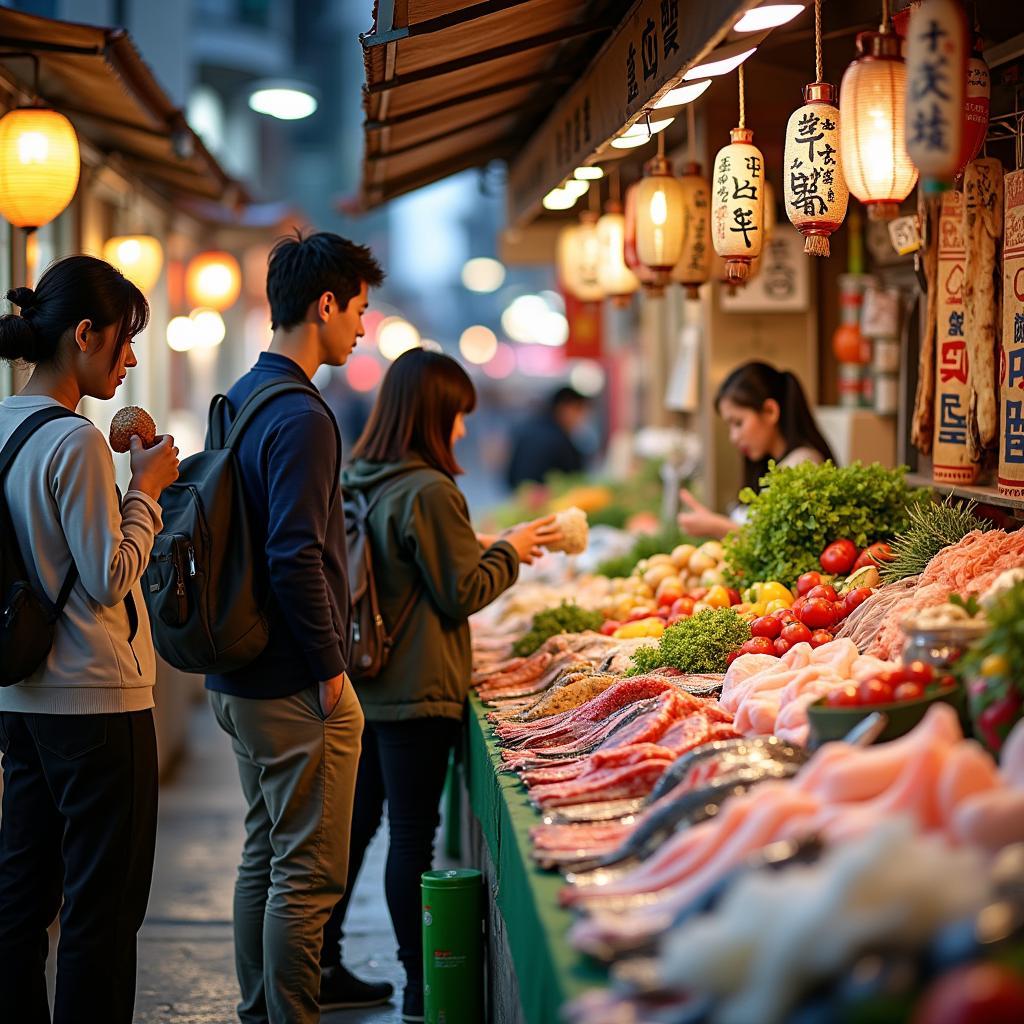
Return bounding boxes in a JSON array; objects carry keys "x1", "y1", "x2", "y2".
[{"x1": 678, "y1": 361, "x2": 836, "y2": 540}]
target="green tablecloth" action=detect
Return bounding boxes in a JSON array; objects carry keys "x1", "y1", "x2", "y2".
[{"x1": 464, "y1": 694, "x2": 607, "y2": 1024}]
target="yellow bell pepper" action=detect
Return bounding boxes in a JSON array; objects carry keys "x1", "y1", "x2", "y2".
[
  {"x1": 704, "y1": 585, "x2": 732, "y2": 609},
  {"x1": 612, "y1": 617, "x2": 666, "y2": 639},
  {"x1": 758, "y1": 581, "x2": 794, "y2": 606},
  {"x1": 764, "y1": 599, "x2": 791, "y2": 615}
]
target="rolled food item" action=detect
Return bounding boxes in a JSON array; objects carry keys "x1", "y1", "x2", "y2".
[{"x1": 545, "y1": 506, "x2": 589, "y2": 555}]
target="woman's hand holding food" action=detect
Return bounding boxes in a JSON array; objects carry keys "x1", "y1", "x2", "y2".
[{"x1": 502, "y1": 515, "x2": 562, "y2": 565}]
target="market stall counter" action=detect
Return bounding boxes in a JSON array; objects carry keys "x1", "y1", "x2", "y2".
[{"x1": 462, "y1": 693, "x2": 607, "y2": 1024}]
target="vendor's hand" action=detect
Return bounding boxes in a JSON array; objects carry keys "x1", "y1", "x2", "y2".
[
  {"x1": 504, "y1": 514, "x2": 562, "y2": 565},
  {"x1": 677, "y1": 489, "x2": 733, "y2": 540},
  {"x1": 318, "y1": 673, "x2": 347, "y2": 717}
]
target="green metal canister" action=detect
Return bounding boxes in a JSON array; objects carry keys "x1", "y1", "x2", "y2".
[{"x1": 421, "y1": 868, "x2": 484, "y2": 1023}]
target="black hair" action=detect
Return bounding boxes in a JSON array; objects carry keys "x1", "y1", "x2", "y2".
[
  {"x1": 0, "y1": 254, "x2": 149, "y2": 368},
  {"x1": 351, "y1": 349, "x2": 476, "y2": 477},
  {"x1": 266, "y1": 230, "x2": 385, "y2": 330},
  {"x1": 715, "y1": 361, "x2": 837, "y2": 491},
  {"x1": 549, "y1": 386, "x2": 589, "y2": 413}
]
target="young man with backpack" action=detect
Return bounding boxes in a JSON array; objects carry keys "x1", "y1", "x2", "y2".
[{"x1": 204, "y1": 232, "x2": 383, "y2": 1024}]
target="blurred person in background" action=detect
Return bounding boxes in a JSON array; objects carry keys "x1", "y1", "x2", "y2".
[
  {"x1": 677, "y1": 361, "x2": 835, "y2": 539},
  {"x1": 506, "y1": 385, "x2": 592, "y2": 489}
]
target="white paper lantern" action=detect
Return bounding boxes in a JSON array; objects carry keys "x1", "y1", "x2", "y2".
[
  {"x1": 596, "y1": 201, "x2": 639, "y2": 307},
  {"x1": 711, "y1": 127, "x2": 765, "y2": 284},
  {"x1": 557, "y1": 212, "x2": 603, "y2": 301},
  {"x1": 671, "y1": 163, "x2": 712, "y2": 299}
]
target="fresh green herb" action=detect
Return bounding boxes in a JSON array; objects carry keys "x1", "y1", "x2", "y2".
[
  {"x1": 511, "y1": 602, "x2": 604, "y2": 657},
  {"x1": 625, "y1": 608, "x2": 750, "y2": 676},
  {"x1": 723, "y1": 461, "x2": 927, "y2": 588},
  {"x1": 596, "y1": 525, "x2": 696, "y2": 579},
  {"x1": 881, "y1": 495, "x2": 990, "y2": 583},
  {"x1": 948, "y1": 593, "x2": 982, "y2": 617}
]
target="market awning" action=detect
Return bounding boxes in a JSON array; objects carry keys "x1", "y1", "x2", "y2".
[
  {"x1": 0, "y1": 8, "x2": 244, "y2": 206},
  {"x1": 358, "y1": 0, "x2": 625, "y2": 209}
]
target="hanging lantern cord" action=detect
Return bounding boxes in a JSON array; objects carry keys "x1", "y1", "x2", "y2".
[
  {"x1": 738, "y1": 64, "x2": 746, "y2": 129},
  {"x1": 687, "y1": 102, "x2": 697, "y2": 165},
  {"x1": 657, "y1": 126, "x2": 666, "y2": 158},
  {"x1": 880, "y1": 0, "x2": 890, "y2": 34},
  {"x1": 814, "y1": 0, "x2": 823, "y2": 83},
  {"x1": 611, "y1": 167, "x2": 621, "y2": 203}
]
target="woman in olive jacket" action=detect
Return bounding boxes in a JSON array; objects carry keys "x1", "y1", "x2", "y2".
[{"x1": 321, "y1": 349, "x2": 558, "y2": 1021}]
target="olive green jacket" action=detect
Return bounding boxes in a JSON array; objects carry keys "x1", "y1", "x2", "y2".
[{"x1": 341, "y1": 456, "x2": 519, "y2": 720}]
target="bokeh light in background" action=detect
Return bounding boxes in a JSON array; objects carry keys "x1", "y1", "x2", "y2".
[
  {"x1": 377, "y1": 317, "x2": 421, "y2": 361},
  {"x1": 103, "y1": 235, "x2": 164, "y2": 291},
  {"x1": 421, "y1": 338, "x2": 443, "y2": 352},
  {"x1": 186, "y1": 251, "x2": 241, "y2": 310},
  {"x1": 166, "y1": 315, "x2": 196, "y2": 352},
  {"x1": 569, "y1": 359, "x2": 606, "y2": 396},
  {"x1": 516, "y1": 344, "x2": 563, "y2": 377},
  {"x1": 461, "y1": 257, "x2": 506, "y2": 293},
  {"x1": 501, "y1": 294, "x2": 568, "y2": 347},
  {"x1": 347, "y1": 353, "x2": 383, "y2": 393},
  {"x1": 482, "y1": 342, "x2": 517, "y2": 380},
  {"x1": 459, "y1": 324, "x2": 498, "y2": 365},
  {"x1": 190, "y1": 308, "x2": 226, "y2": 348}
]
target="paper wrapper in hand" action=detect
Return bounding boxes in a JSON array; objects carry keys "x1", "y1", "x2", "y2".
[{"x1": 545, "y1": 506, "x2": 589, "y2": 555}]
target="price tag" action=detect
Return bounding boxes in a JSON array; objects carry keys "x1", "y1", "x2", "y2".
[{"x1": 889, "y1": 215, "x2": 922, "y2": 256}]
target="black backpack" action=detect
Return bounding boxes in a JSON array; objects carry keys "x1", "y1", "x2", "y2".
[
  {"x1": 143, "y1": 380, "x2": 338, "y2": 675},
  {"x1": 0, "y1": 406, "x2": 83, "y2": 685},
  {"x1": 345, "y1": 474, "x2": 421, "y2": 682}
]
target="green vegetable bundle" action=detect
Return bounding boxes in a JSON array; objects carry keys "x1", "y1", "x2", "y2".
[
  {"x1": 881, "y1": 495, "x2": 990, "y2": 583},
  {"x1": 512, "y1": 602, "x2": 604, "y2": 657},
  {"x1": 724, "y1": 461, "x2": 926, "y2": 588},
  {"x1": 626, "y1": 608, "x2": 751, "y2": 676}
]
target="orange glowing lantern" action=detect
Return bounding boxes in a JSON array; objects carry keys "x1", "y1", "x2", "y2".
[
  {"x1": 103, "y1": 235, "x2": 164, "y2": 292},
  {"x1": 185, "y1": 251, "x2": 242, "y2": 311}
]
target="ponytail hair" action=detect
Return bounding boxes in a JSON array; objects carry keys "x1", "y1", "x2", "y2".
[
  {"x1": 715, "y1": 360, "x2": 836, "y2": 491},
  {"x1": 0, "y1": 255, "x2": 149, "y2": 368}
]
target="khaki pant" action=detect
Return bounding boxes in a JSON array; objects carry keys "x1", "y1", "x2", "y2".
[{"x1": 210, "y1": 681, "x2": 363, "y2": 1024}]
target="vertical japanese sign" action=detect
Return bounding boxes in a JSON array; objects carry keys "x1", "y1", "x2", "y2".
[
  {"x1": 932, "y1": 190, "x2": 977, "y2": 485},
  {"x1": 999, "y1": 170, "x2": 1024, "y2": 498}
]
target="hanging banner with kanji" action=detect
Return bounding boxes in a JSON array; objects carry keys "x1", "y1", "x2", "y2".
[
  {"x1": 999, "y1": 170, "x2": 1024, "y2": 498},
  {"x1": 932, "y1": 189, "x2": 977, "y2": 485},
  {"x1": 561, "y1": 288, "x2": 604, "y2": 360}
]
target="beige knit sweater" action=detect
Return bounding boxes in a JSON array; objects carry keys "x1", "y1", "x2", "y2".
[{"x1": 0, "y1": 395, "x2": 161, "y2": 714}]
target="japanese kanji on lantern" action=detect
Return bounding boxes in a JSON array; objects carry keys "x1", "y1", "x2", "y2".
[
  {"x1": 999, "y1": 170, "x2": 1024, "y2": 499},
  {"x1": 932, "y1": 189, "x2": 977, "y2": 485},
  {"x1": 671, "y1": 162, "x2": 712, "y2": 300},
  {"x1": 905, "y1": 0, "x2": 968, "y2": 194},
  {"x1": 957, "y1": 39, "x2": 990, "y2": 179},
  {"x1": 634, "y1": 151, "x2": 685, "y2": 287}
]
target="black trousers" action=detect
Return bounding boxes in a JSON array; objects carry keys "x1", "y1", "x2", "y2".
[
  {"x1": 321, "y1": 716, "x2": 461, "y2": 982},
  {"x1": 0, "y1": 709, "x2": 158, "y2": 1024}
]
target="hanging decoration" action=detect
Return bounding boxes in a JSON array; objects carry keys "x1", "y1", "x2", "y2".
[
  {"x1": 783, "y1": 0, "x2": 849, "y2": 256},
  {"x1": 956, "y1": 38, "x2": 990, "y2": 179},
  {"x1": 557, "y1": 211, "x2": 603, "y2": 302},
  {"x1": 672, "y1": 105, "x2": 712, "y2": 300},
  {"x1": 711, "y1": 65, "x2": 765, "y2": 284},
  {"x1": 905, "y1": 0, "x2": 967, "y2": 194},
  {"x1": 634, "y1": 134, "x2": 686, "y2": 287},
  {"x1": 103, "y1": 235, "x2": 164, "y2": 292},
  {"x1": 0, "y1": 107, "x2": 80, "y2": 230},
  {"x1": 624, "y1": 181, "x2": 664, "y2": 296},
  {"x1": 597, "y1": 173, "x2": 639, "y2": 307},
  {"x1": 839, "y1": 0, "x2": 918, "y2": 220},
  {"x1": 999, "y1": 169, "x2": 1024, "y2": 498},
  {"x1": 185, "y1": 251, "x2": 242, "y2": 310}
]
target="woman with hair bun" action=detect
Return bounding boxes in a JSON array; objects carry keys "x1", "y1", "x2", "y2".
[
  {"x1": 678, "y1": 361, "x2": 836, "y2": 539},
  {"x1": 0, "y1": 255, "x2": 179, "y2": 1023}
]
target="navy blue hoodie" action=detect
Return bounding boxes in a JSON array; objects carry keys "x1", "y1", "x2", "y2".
[{"x1": 205, "y1": 352, "x2": 350, "y2": 699}]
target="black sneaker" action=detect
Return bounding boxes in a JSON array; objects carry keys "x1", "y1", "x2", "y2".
[
  {"x1": 319, "y1": 964, "x2": 394, "y2": 1010},
  {"x1": 401, "y1": 981, "x2": 424, "y2": 1022}
]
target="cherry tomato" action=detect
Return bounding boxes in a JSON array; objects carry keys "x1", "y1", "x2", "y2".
[
  {"x1": 741, "y1": 637, "x2": 777, "y2": 657},
  {"x1": 809, "y1": 629, "x2": 834, "y2": 648},
  {"x1": 826, "y1": 685, "x2": 860, "y2": 708},
  {"x1": 807, "y1": 584, "x2": 839, "y2": 603},
  {"x1": 628, "y1": 606, "x2": 658, "y2": 621},
  {"x1": 900, "y1": 660, "x2": 935, "y2": 685},
  {"x1": 893, "y1": 681, "x2": 925, "y2": 702},
  {"x1": 773, "y1": 609, "x2": 799, "y2": 626},
  {"x1": 820, "y1": 539, "x2": 858, "y2": 575},
  {"x1": 796, "y1": 571, "x2": 822, "y2": 597},
  {"x1": 726, "y1": 588, "x2": 742, "y2": 606},
  {"x1": 774, "y1": 637, "x2": 793, "y2": 657},
  {"x1": 750, "y1": 615, "x2": 783, "y2": 640},
  {"x1": 800, "y1": 598, "x2": 838, "y2": 630},
  {"x1": 726, "y1": 650, "x2": 741, "y2": 667},
  {"x1": 670, "y1": 596, "x2": 696, "y2": 617},
  {"x1": 600, "y1": 620, "x2": 620, "y2": 636},
  {"x1": 781, "y1": 621, "x2": 813, "y2": 646},
  {"x1": 791, "y1": 596, "x2": 808, "y2": 617},
  {"x1": 841, "y1": 587, "x2": 873, "y2": 617},
  {"x1": 852, "y1": 542, "x2": 894, "y2": 572},
  {"x1": 858, "y1": 677, "x2": 895, "y2": 705}
]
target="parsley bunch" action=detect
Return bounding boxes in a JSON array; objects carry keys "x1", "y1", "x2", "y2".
[
  {"x1": 626, "y1": 608, "x2": 751, "y2": 676},
  {"x1": 512, "y1": 602, "x2": 604, "y2": 657},
  {"x1": 724, "y1": 461, "x2": 926, "y2": 588}
]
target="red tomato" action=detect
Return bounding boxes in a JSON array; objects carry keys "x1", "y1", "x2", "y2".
[
  {"x1": 858, "y1": 677, "x2": 895, "y2": 705},
  {"x1": 826, "y1": 685, "x2": 860, "y2": 708},
  {"x1": 741, "y1": 637, "x2": 777, "y2": 657},
  {"x1": 781, "y1": 621, "x2": 813, "y2": 646},
  {"x1": 670, "y1": 596, "x2": 696, "y2": 617},
  {"x1": 689, "y1": 587, "x2": 708, "y2": 601},
  {"x1": 750, "y1": 615, "x2": 783, "y2": 639},
  {"x1": 809, "y1": 630, "x2": 834, "y2": 648},
  {"x1": 800, "y1": 599, "x2": 838, "y2": 630},
  {"x1": 726, "y1": 588, "x2": 742, "y2": 606},
  {"x1": 600, "y1": 620, "x2": 620, "y2": 636},
  {"x1": 841, "y1": 587, "x2": 873, "y2": 618},
  {"x1": 774, "y1": 637, "x2": 793, "y2": 656},
  {"x1": 726, "y1": 650, "x2": 741, "y2": 667},
  {"x1": 820, "y1": 539, "x2": 859, "y2": 575},
  {"x1": 666, "y1": 613, "x2": 687, "y2": 626},
  {"x1": 911, "y1": 964, "x2": 1024, "y2": 1024},
  {"x1": 796, "y1": 571, "x2": 822, "y2": 596},
  {"x1": 773, "y1": 609, "x2": 799, "y2": 626},
  {"x1": 791, "y1": 596, "x2": 808, "y2": 617},
  {"x1": 894, "y1": 681, "x2": 925, "y2": 702},
  {"x1": 852, "y1": 542, "x2": 894, "y2": 572},
  {"x1": 807, "y1": 584, "x2": 839, "y2": 603},
  {"x1": 900, "y1": 660, "x2": 935, "y2": 685},
  {"x1": 628, "y1": 606, "x2": 658, "y2": 621}
]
